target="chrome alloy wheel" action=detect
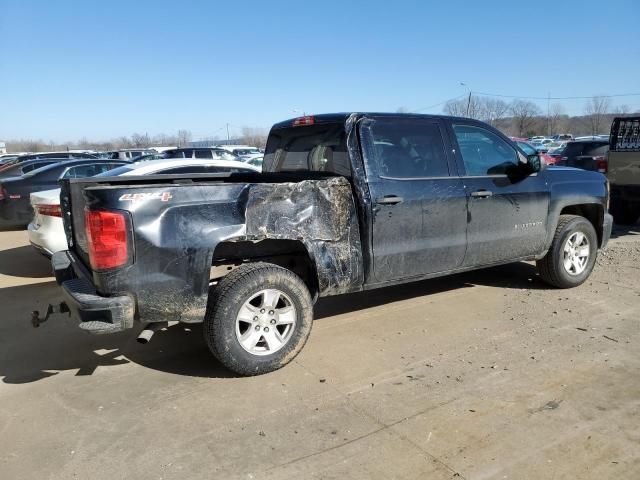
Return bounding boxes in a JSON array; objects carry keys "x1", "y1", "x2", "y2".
[
  {"x1": 235, "y1": 289, "x2": 297, "y2": 356},
  {"x1": 563, "y1": 231, "x2": 590, "y2": 276}
]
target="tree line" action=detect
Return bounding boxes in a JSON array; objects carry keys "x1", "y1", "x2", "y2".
[
  {"x1": 5, "y1": 127, "x2": 268, "y2": 153},
  {"x1": 442, "y1": 95, "x2": 638, "y2": 138}
]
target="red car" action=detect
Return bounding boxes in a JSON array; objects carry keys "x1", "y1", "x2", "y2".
[{"x1": 515, "y1": 141, "x2": 557, "y2": 165}]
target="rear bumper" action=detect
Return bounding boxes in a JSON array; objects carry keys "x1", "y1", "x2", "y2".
[
  {"x1": 52, "y1": 250, "x2": 135, "y2": 334},
  {"x1": 601, "y1": 213, "x2": 613, "y2": 249},
  {"x1": 28, "y1": 219, "x2": 68, "y2": 256}
]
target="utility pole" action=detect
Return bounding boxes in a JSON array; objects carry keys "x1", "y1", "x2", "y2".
[
  {"x1": 547, "y1": 92, "x2": 551, "y2": 136},
  {"x1": 466, "y1": 90, "x2": 472, "y2": 117},
  {"x1": 226, "y1": 123, "x2": 230, "y2": 143}
]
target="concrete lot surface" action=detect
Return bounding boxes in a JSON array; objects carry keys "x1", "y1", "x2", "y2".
[{"x1": 0, "y1": 228, "x2": 639, "y2": 479}]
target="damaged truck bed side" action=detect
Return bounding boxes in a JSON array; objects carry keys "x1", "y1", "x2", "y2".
[{"x1": 47, "y1": 113, "x2": 613, "y2": 375}]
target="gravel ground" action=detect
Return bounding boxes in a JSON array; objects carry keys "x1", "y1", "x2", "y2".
[{"x1": 0, "y1": 227, "x2": 638, "y2": 479}]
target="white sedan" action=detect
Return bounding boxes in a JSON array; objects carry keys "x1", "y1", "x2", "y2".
[{"x1": 28, "y1": 158, "x2": 260, "y2": 256}]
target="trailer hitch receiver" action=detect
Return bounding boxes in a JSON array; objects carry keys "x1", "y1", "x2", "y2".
[{"x1": 31, "y1": 302, "x2": 70, "y2": 328}]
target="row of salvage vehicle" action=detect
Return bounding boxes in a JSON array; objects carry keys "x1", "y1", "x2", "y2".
[
  {"x1": 3, "y1": 113, "x2": 638, "y2": 376},
  {"x1": 0, "y1": 148, "x2": 261, "y2": 253}
]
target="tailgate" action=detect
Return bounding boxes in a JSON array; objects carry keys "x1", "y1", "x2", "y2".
[
  {"x1": 608, "y1": 150, "x2": 640, "y2": 185},
  {"x1": 60, "y1": 179, "x2": 91, "y2": 266}
]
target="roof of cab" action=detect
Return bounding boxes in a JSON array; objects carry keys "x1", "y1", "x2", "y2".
[{"x1": 270, "y1": 112, "x2": 471, "y2": 130}]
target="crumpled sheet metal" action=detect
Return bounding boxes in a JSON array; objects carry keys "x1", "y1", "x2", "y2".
[{"x1": 241, "y1": 176, "x2": 364, "y2": 295}]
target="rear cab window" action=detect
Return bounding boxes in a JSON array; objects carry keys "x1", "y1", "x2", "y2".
[
  {"x1": 362, "y1": 117, "x2": 451, "y2": 178},
  {"x1": 263, "y1": 122, "x2": 350, "y2": 176}
]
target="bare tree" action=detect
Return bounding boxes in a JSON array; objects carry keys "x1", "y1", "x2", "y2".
[
  {"x1": 614, "y1": 104, "x2": 631, "y2": 116},
  {"x1": 240, "y1": 127, "x2": 268, "y2": 148},
  {"x1": 443, "y1": 96, "x2": 483, "y2": 119},
  {"x1": 130, "y1": 132, "x2": 151, "y2": 148},
  {"x1": 478, "y1": 98, "x2": 510, "y2": 126},
  {"x1": 584, "y1": 95, "x2": 612, "y2": 135},
  {"x1": 548, "y1": 103, "x2": 566, "y2": 134},
  {"x1": 510, "y1": 100, "x2": 541, "y2": 137},
  {"x1": 177, "y1": 129, "x2": 192, "y2": 147}
]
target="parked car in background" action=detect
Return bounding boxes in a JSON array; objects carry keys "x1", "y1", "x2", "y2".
[
  {"x1": 0, "y1": 154, "x2": 21, "y2": 164},
  {"x1": 103, "y1": 149, "x2": 155, "y2": 160},
  {"x1": 28, "y1": 158, "x2": 259, "y2": 255},
  {"x1": 555, "y1": 140, "x2": 609, "y2": 173},
  {"x1": 164, "y1": 147, "x2": 242, "y2": 161},
  {"x1": 0, "y1": 152, "x2": 97, "y2": 171},
  {"x1": 607, "y1": 116, "x2": 640, "y2": 225},
  {"x1": 547, "y1": 145, "x2": 566, "y2": 163},
  {"x1": 0, "y1": 159, "x2": 128, "y2": 228},
  {"x1": 217, "y1": 145, "x2": 263, "y2": 161},
  {"x1": 0, "y1": 159, "x2": 58, "y2": 179},
  {"x1": 245, "y1": 155, "x2": 263, "y2": 169},
  {"x1": 516, "y1": 141, "x2": 556, "y2": 165},
  {"x1": 131, "y1": 153, "x2": 167, "y2": 162},
  {"x1": 551, "y1": 134, "x2": 574, "y2": 141}
]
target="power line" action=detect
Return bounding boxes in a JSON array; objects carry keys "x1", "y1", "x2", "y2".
[
  {"x1": 473, "y1": 91, "x2": 640, "y2": 101},
  {"x1": 411, "y1": 93, "x2": 468, "y2": 113}
]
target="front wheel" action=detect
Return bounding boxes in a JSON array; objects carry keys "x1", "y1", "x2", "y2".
[
  {"x1": 536, "y1": 215, "x2": 598, "y2": 288},
  {"x1": 203, "y1": 262, "x2": 313, "y2": 376}
]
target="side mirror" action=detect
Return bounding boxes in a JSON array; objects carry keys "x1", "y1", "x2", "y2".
[{"x1": 528, "y1": 154, "x2": 542, "y2": 173}]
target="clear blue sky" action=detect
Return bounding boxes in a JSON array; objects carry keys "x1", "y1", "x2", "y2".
[{"x1": 1, "y1": 0, "x2": 638, "y2": 142}]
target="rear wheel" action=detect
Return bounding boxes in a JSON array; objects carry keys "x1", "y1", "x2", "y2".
[
  {"x1": 203, "y1": 262, "x2": 313, "y2": 376},
  {"x1": 537, "y1": 215, "x2": 598, "y2": 288}
]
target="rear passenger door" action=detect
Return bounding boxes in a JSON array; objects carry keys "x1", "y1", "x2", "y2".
[
  {"x1": 449, "y1": 122, "x2": 550, "y2": 266},
  {"x1": 361, "y1": 116, "x2": 467, "y2": 281}
]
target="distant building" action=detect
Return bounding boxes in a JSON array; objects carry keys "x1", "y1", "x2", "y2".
[{"x1": 0, "y1": 142, "x2": 6, "y2": 154}]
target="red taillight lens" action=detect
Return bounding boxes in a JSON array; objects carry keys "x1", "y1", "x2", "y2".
[
  {"x1": 292, "y1": 116, "x2": 315, "y2": 126},
  {"x1": 0, "y1": 187, "x2": 5, "y2": 201},
  {"x1": 594, "y1": 156, "x2": 607, "y2": 173},
  {"x1": 85, "y1": 209, "x2": 130, "y2": 270},
  {"x1": 36, "y1": 204, "x2": 62, "y2": 217}
]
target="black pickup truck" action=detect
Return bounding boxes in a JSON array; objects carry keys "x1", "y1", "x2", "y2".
[{"x1": 44, "y1": 113, "x2": 613, "y2": 375}]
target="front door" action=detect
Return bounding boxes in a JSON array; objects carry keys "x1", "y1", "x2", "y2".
[
  {"x1": 449, "y1": 122, "x2": 550, "y2": 267},
  {"x1": 361, "y1": 116, "x2": 467, "y2": 282}
]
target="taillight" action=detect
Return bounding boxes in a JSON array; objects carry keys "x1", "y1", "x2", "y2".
[
  {"x1": 292, "y1": 116, "x2": 315, "y2": 126},
  {"x1": 84, "y1": 209, "x2": 131, "y2": 270},
  {"x1": 594, "y1": 156, "x2": 607, "y2": 173},
  {"x1": 0, "y1": 187, "x2": 5, "y2": 201},
  {"x1": 36, "y1": 204, "x2": 62, "y2": 217}
]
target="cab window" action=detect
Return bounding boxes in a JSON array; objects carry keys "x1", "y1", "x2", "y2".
[
  {"x1": 366, "y1": 117, "x2": 450, "y2": 178},
  {"x1": 453, "y1": 125, "x2": 519, "y2": 176}
]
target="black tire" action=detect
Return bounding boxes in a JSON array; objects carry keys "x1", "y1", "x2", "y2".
[
  {"x1": 610, "y1": 200, "x2": 639, "y2": 226},
  {"x1": 536, "y1": 215, "x2": 598, "y2": 289},
  {"x1": 203, "y1": 262, "x2": 313, "y2": 376}
]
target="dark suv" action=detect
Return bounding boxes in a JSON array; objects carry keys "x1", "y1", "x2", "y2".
[{"x1": 556, "y1": 140, "x2": 609, "y2": 173}]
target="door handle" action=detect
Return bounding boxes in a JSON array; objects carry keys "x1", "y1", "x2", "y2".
[
  {"x1": 376, "y1": 195, "x2": 404, "y2": 205},
  {"x1": 470, "y1": 190, "x2": 493, "y2": 198}
]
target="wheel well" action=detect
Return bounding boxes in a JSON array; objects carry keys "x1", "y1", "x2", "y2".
[
  {"x1": 560, "y1": 204, "x2": 604, "y2": 245},
  {"x1": 211, "y1": 239, "x2": 319, "y2": 297}
]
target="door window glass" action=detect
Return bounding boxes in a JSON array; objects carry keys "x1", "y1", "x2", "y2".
[
  {"x1": 453, "y1": 125, "x2": 519, "y2": 176},
  {"x1": 194, "y1": 149, "x2": 213, "y2": 159},
  {"x1": 367, "y1": 118, "x2": 450, "y2": 178},
  {"x1": 61, "y1": 163, "x2": 114, "y2": 178}
]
